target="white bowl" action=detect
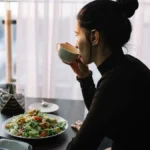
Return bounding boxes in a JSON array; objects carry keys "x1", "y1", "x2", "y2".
[{"x1": 56, "y1": 43, "x2": 80, "y2": 63}]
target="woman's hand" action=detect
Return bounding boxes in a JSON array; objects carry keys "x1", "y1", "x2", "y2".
[
  {"x1": 63, "y1": 58, "x2": 90, "y2": 78},
  {"x1": 70, "y1": 57, "x2": 90, "y2": 78},
  {"x1": 71, "y1": 120, "x2": 83, "y2": 131},
  {"x1": 63, "y1": 56, "x2": 90, "y2": 78},
  {"x1": 105, "y1": 148, "x2": 111, "y2": 150}
]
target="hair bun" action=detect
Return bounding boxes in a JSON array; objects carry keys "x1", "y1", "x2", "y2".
[{"x1": 117, "y1": 0, "x2": 139, "y2": 18}]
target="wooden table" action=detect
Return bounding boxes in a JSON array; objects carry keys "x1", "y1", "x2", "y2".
[{"x1": 0, "y1": 98, "x2": 85, "y2": 150}]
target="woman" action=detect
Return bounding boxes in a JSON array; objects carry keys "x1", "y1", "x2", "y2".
[{"x1": 64, "y1": 0, "x2": 150, "y2": 149}]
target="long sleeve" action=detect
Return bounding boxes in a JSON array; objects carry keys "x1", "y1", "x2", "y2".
[
  {"x1": 77, "y1": 71, "x2": 96, "y2": 110},
  {"x1": 67, "y1": 52, "x2": 150, "y2": 150},
  {"x1": 66, "y1": 74, "x2": 126, "y2": 150}
]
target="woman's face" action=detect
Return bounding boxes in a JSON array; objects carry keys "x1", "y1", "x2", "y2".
[{"x1": 75, "y1": 20, "x2": 91, "y2": 64}]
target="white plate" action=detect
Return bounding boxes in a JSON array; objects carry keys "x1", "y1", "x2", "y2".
[
  {"x1": 2, "y1": 114, "x2": 68, "y2": 140},
  {"x1": 28, "y1": 102, "x2": 59, "y2": 113}
]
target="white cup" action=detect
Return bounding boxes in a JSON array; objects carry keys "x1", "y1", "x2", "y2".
[{"x1": 56, "y1": 43, "x2": 80, "y2": 63}]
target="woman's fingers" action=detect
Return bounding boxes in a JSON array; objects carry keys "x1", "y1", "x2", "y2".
[
  {"x1": 71, "y1": 124, "x2": 80, "y2": 131},
  {"x1": 105, "y1": 148, "x2": 111, "y2": 150},
  {"x1": 71, "y1": 120, "x2": 83, "y2": 132},
  {"x1": 70, "y1": 61, "x2": 78, "y2": 68},
  {"x1": 62, "y1": 55, "x2": 89, "y2": 78},
  {"x1": 75, "y1": 120, "x2": 82, "y2": 126},
  {"x1": 70, "y1": 62, "x2": 83, "y2": 76},
  {"x1": 76, "y1": 57, "x2": 84, "y2": 66}
]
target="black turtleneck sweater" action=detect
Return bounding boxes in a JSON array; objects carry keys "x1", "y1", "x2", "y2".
[{"x1": 66, "y1": 51, "x2": 150, "y2": 150}]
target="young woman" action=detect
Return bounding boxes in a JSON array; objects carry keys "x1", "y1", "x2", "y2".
[{"x1": 64, "y1": 0, "x2": 150, "y2": 149}]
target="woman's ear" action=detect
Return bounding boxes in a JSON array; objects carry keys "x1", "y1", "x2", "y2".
[{"x1": 91, "y1": 30, "x2": 100, "y2": 46}]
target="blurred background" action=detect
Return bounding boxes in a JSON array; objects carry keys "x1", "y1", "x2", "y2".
[{"x1": 0, "y1": 0, "x2": 150, "y2": 100}]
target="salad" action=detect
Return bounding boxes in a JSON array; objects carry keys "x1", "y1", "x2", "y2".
[{"x1": 5, "y1": 109, "x2": 67, "y2": 138}]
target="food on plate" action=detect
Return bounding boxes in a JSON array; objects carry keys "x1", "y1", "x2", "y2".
[{"x1": 5, "y1": 109, "x2": 67, "y2": 138}]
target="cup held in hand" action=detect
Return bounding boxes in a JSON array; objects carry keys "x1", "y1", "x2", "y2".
[{"x1": 56, "y1": 43, "x2": 80, "y2": 63}]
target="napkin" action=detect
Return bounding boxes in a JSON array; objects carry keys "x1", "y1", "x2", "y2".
[{"x1": 0, "y1": 139, "x2": 32, "y2": 150}]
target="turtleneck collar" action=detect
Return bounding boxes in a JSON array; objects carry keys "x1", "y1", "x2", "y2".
[{"x1": 97, "y1": 49, "x2": 126, "y2": 75}]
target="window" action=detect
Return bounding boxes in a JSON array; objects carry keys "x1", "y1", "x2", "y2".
[{"x1": 0, "y1": 1, "x2": 18, "y2": 84}]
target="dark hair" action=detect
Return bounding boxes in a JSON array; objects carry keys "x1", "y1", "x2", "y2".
[{"x1": 77, "y1": 0, "x2": 139, "y2": 51}]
